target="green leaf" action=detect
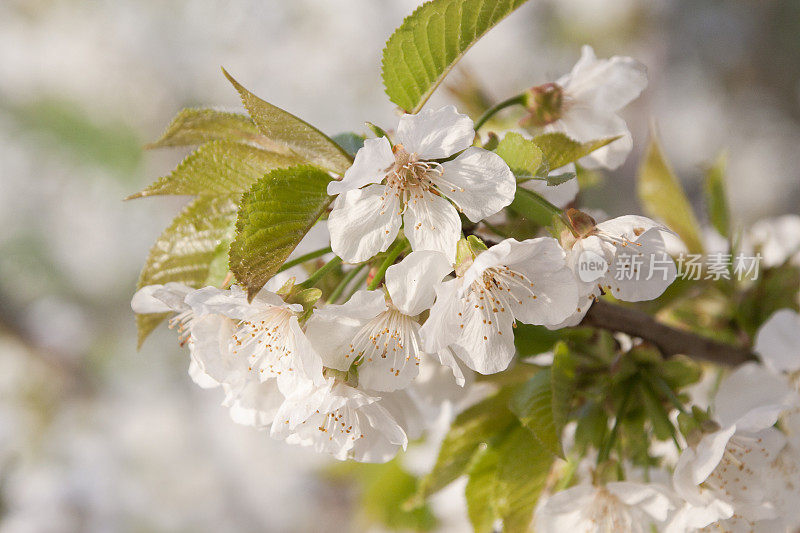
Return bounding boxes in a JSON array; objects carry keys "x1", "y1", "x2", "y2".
[
  {"x1": 223, "y1": 69, "x2": 352, "y2": 174},
  {"x1": 550, "y1": 342, "x2": 577, "y2": 440},
  {"x1": 229, "y1": 165, "x2": 333, "y2": 300},
  {"x1": 331, "y1": 132, "x2": 366, "y2": 157},
  {"x1": 704, "y1": 152, "x2": 729, "y2": 238},
  {"x1": 465, "y1": 426, "x2": 554, "y2": 533},
  {"x1": 509, "y1": 369, "x2": 563, "y2": 458},
  {"x1": 381, "y1": 0, "x2": 531, "y2": 113},
  {"x1": 334, "y1": 459, "x2": 438, "y2": 532},
  {"x1": 533, "y1": 132, "x2": 619, "y2": 170},
  {"x1": 495, "y1": 428, "x2": 553, "y2": 533},
  {"x1": 128, "y1": 141, "x2": 302, "y2": 199},
  {"x1": 545, "y1": 171, "x2": 576, "y2": 186},
  {"x1": 637, "y1": 134, "x2": 704, "y2": 254},
  {"x1": 638, "y1": 381, "x2": 676, "y2": 442},
  {"x1": 136, "y1": 195, "x2": 238, "y2": 346},
  {"x1": 507, "y1": 187, "x2": 562, "y2": 227},
  {"x1": 513, "y1": 323, "x2": 560, "y2": 357},
  {"x1": 145, "y1": 107, "x2": 263, "y2": 149},
  {"x1": 411, "y1": 389, "x2": 516, "y2": 504},
  {"x1": 465, "y1": 442, "x2": 502, "y2": 533},
  {"x1": 495, "y1": 132, "x2": 543, "y2": 180}
]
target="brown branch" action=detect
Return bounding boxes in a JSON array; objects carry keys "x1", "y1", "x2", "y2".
[{"x1": 581, "y1": 300, "x2": 756, "y2": 366}]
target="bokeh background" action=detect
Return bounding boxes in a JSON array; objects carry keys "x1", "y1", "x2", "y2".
[{"x1": 1, "y1": 0, "x2": 799, "y2": 531}]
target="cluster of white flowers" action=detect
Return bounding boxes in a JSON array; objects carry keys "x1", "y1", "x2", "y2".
[{"x1": 132, "y1": 48, "x2": 674, "y2": 465}]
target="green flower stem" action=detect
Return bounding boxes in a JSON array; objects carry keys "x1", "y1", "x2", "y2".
[
  {"x1": 327, "y1": 263, "x2": 367, "y2": 304},
  {"x1": 598, "y1": 384, "x2": 633, "y2": 464},
  {"x1": 343, "y1": 268, "x2": 370, "y2": 301},
  {"x1": 473, "y1": 94, "x2": 527, "y2": 132},
  {"x1": 367, "y1": 240, "x2": 408, "y2": 290},
  {"x1": 645, "y1": 369, "x2": 688, "y2": 415},
  {"x1": 277, "y1": 246, "x2": 332, "y2": 273},
  {"x1": 299, "y1": 255, "x2": 342, "y2": 289}
]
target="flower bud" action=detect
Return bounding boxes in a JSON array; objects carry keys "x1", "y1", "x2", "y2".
[{"x1": 520, "y1": 82, "x2": 564, "y2": 127}]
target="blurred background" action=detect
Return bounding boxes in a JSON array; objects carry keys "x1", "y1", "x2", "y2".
[{"x1": 0, "y1": 0, "x2": 798, "y2": 531}]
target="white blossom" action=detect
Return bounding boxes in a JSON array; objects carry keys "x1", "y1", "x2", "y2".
[
  {"x1": 271, "y1": 380, "x2": 407, "y2": 463},
  {"x1": 305, "y1": 251, "x2": 452, "y2": 391},
  {"x1": 327, "y1": 106, "x2": 516, "y2": 262},
  {"x1": 671, "y1": 364, "x2": 794, "y2": 531},
  {"x1": 421, "y1": 237, "x2": 578, "y2": 374},
  {"x1": 186, "y1": 286, "x2": 324, "y2": 395},
  {"x1": 132, "y1": 283, "x2": 287, "y2": 428},
  {"x1": 542, "y1": 45, "x2": 647, "y2": 169},
  {"x1": 555, "y1": 214, "x2": 677, "y2": 327},
  {"x1": 743, "y1": 215, "x2": 800, "y2": 268},
  {"x1": 535, "y1": 481, "x2": 678, "y2": 533}
]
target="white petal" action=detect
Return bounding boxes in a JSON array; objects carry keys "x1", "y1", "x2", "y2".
[
  {"x1": 385, "y1": 250, "x2": 453, "y2": 316},
  {"x1": 271, "y1": 379, "x2": 336, "y2": 437},
  {"x1": 403, "y1": 190, "x2": 461, "y2": 262},
  {"x1": 436, "y1": 347, "x2": 468, "y2": 387},
  {"x1": 605, "y1": 228, "x2": 677, "y2": 302},
  {"x1": 547, "y1": 104, "x2": 632, "y2": 170},
  {"x1": 356, "y1": 312, "x2": 422, "y2": 392},
  {"x1": 328, "y1": 183, "x2": 402, "y2": 263},
  {"x1": 352, "y1": 400, "x2": 408, "y2": 463},
  {"x1": 545, "y1": 294, "x2": 594, "y2": 330},
  {"x1": 438, "y1": 147, "x2": 516, "y2": 222},
  {"x1": 327, "y1": 137, "x2": 394, "y2": 196},
  {"x1": 185, "y1": 285, "x2": 252, "y2": 319},
  {"x1": 451, "y1": 293, "x2": 517, "y2": 374},
  {"x1": 463, "y1": 238, "x2": 579, "y2": 327},
  {"x1": 595, "y1": 214, "x2": 667, "y2": 238},
  {"x1": 418, "y1": 278, "x2": 463, "y2": 354},
  {"x1": 501, "y1": 238, "x2": 580, "y2": 326},
  {"x1": 560, "y1": 45, "x2": 647, "y2": 112},
  {"x1": 283, "y1": 317, "x2": 325, "y2": 387},
  {"x1": 689, "y1": 425, "x2": 737, "y2": 485},
  {"x1": 188, "y1": 314, "x2": 242, "y2": 384},
  {"x1": 187, "y1": 359, "x2": 219, "y2": 389},
  {"x1": 131, "y1": 283, "x2": 191, "y2": 314},
  {"x1": 534, "y1": 484, "x2": 595, "y2": 532},
  {"x1": 395, "y1": 105, "x2": 474, "y2": 159},
  {"x1": 755, "y1": 309, "x2": 800, "y2": 374},
  {"x1": 607, "y1": 481, "x2": 675, "y2": 522},
  {"x1": 227, "y1": 379, "x2": 284, "y2": 429},
  {"x1": 305, "y1": 290, "x2": 387, "y2": 371},
  {"x1": 714, "y1": 362, "x2": 794, "y2": 429},
  {"x1": 131, "y1": 285, "x2": 173, "y2": 314}
]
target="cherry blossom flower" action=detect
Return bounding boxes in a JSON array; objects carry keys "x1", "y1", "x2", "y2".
[
  {"x1": 421, "y1": 238, "x2": 578, "y2": 374},
  {"x1": 186, "y1": 285, "x2": 324, "y2": 395},
  {"x1": 304, "y1": 251, "x2": 452, "y2": 391},
  {"x1": 525, "y1": 45, "x2": 647, "y2": 169},
  {"x1": 327, "y1": 106, "x2": 516, "y2": 262},
  {"x1": 555, "y1": 212, "x2": 677, "y2": 327},
  {"x1": 132, "y1": 283, "x2": 286, "y2": 428},
  {"x1": 535, "y1": 481, "x2": 679, "y2": 533},
  {"x1": 271, "y1": 380, "x2": 407, "y2": 463},
  {"x1": 671, "y1": 363, "x2": 794, "y2": 531},
  {"x1": 743, "y1": 215, "x2": 800, "y2": 268}
]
